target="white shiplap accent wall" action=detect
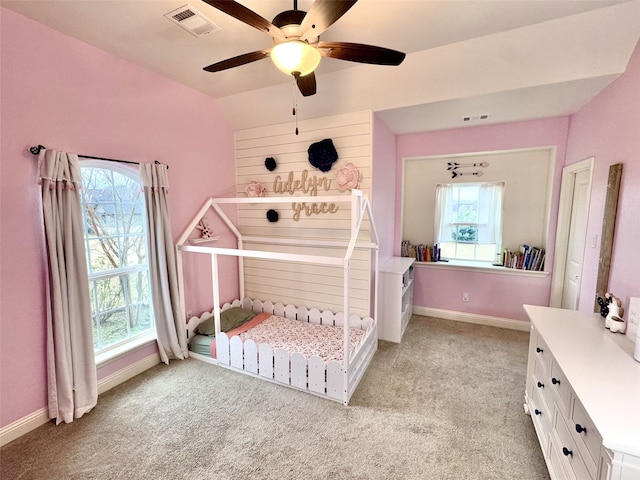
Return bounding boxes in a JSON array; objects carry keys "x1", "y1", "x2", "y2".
[{"x1": 235, "y1": 111, "x2": 374, "y2": 317}]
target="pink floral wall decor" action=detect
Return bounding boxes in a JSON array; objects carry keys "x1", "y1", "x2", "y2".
[
  {"x1": 336, "y1": 162, "x2": 361, "y2": 191},
  {"x1": 245, "y1": 180, "x2": 268, "y2": 197}
]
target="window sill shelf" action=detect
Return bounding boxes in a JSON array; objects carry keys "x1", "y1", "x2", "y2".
[
  {"x1": 414, "y1": 260, "x2": 549, "y2": 277},
  {"x1": 95, "y1": 332, "x2": 157, "y2": 368}
]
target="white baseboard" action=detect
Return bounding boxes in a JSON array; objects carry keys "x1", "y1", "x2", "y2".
[
  {"x1": 0, "y1": 407, "x2": 50, "y2": 448},
  {"x1": 0, "y1": 352, "x2": 161, "y2": 447},
  {"x1": 412, "y1": 306, "x2": 530, "y2": 332},
  {"x1": 97, "y1": 352, "x2": 161, "y2": 394}
]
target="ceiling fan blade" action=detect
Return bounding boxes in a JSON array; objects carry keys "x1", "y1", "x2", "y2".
[
  {"x1": 317, "y1": 41, "x2": 406, "y2": 66},
  {"x1": 202, "y1": 0, "x2": 284, "y2": 40},
  {"x1": 203, "y1": 50, "x2": 270, "y2": 72},
  {"x1": 300, "y1": 0, "x2": 358, "y2": 39},
  {"x1": 295, "y1": 72, "x2": 317, "y2": 97}
]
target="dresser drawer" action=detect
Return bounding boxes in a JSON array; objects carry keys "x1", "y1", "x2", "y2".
[
  {"x1": 597, "y1": 448, "x2": 613, "y2": 480},
  {"x1": 553, "y1": 410, "x2": 595, "y2": 480},
  {"x1": 533, "y1": 333, "x2": 552, "y2": 373},
  {"x1": 549, "y1": 360, "x2": 571, "y2": 415},
  {"x1": 530, "y1": 381, "x2": 552, "y2": 453},
  {"x1": 534, "y1": 360, "x2": 555, "y2": 412},
  {"x1": 549, "y1": 433, "x2": 573, "y2": 480},
  {"x1": 570, "y1": 395, "x2": 602, "y2": 470}
]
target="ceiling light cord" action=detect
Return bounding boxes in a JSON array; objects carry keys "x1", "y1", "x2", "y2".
[{"x1": 292, "y1": 75, "x2": 299, "y2": 136}]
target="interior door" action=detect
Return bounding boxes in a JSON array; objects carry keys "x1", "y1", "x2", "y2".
[{"x1": 561, "y1": 168, "x2": 590, "y2": 309}]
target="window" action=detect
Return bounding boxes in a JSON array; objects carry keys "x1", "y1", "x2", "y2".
[
  {"x1": 434, "y1": 182, "x2": 504, "y2": 262},
  {"x1": 80, "y1": 162, "x2": 155, "y2": 353}
]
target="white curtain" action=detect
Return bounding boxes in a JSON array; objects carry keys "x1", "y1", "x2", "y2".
[
  {"x1": 434, "y1": 183, "x2": 455, "y2": 243},
  {"x1": 39, "y1": 149, "x2": 97, "y2": 424},
  {"x1": 434, "y1": 182, "x2": 504, "y2": 245},
  {"x1": 477, "y1": 182, "x2": 504, "y2": 245},
  {"x1": 140, "y1": 163, "x2": 187, "y2": 364}
]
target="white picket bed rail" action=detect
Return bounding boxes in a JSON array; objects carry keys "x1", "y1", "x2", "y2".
[{"x1": 213, "y1": 298, "x2": 377, "y2": 404}]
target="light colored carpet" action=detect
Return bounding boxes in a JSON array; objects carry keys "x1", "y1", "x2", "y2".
[{"x1": 1, "y1": 315, "x2": 550, "y2": 480}]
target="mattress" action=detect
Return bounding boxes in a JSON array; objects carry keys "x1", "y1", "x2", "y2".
[
  {"x1": 189, "y1": 334, "x2": 215, "y2": 356},
  {"x1": 195, "y1": 311, "x2": 366, "y2": 363},
  {"x1": 238, "y1": 315, "x2": 365, "y2": 363}
]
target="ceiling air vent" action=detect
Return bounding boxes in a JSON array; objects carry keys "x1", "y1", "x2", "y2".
[
  {"x1": 462, "y1": 114, "x2": 490, "y2": 122},
  {"x1": 165, "y1": 5, "x2": 221, "y2": 37}
]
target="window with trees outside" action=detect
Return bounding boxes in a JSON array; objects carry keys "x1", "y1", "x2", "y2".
[
  {"x1": 434, "y1": 182, "x2": 504, "y2": 262},
  {"x1": 80, "y1": 162, "x2": 155, "y2": 354}
]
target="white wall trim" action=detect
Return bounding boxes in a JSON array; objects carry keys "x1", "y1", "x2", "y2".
[
  {"x1": 0, "y1": 352, "x2": 161, "y2": 447},
  {"x1": 96, "y1": 352, "x2": 161, "y2": 395},
  {"x1": 413, "y1": 306, "x2": 530, "y2": 332},
  {"x1": 0, "y1": 407, "x2": 50, "y2": 448},
  {"x1": 402, "y1": 147, "x2": 555, "y2": 253},
  {"x1": 550, "y1": 157, "x2": 594, "y2": 308}
]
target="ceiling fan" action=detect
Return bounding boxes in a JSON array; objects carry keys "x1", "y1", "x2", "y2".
[{"x1": 201, "y1": 0, "x2": 406, "y2": 97}]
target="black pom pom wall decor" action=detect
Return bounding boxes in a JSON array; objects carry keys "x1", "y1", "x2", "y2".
[
  {"x1": 265, "y1": 157, "x2": 277, "y2": 171},
  {"x1": 266, "y1": 209, "x2": 279, "y2": 223},
  {"x1": 308, "y1": 139, "x2": 338, "y2": 172}
]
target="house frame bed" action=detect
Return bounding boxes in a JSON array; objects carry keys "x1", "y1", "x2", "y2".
[{"x1": 176, "y1": 190, "x2": 379, "y2": 405}]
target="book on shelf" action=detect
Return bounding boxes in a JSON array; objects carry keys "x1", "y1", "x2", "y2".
[
  {"x1": 501, "y1": 245, "x2": 545, "y2": 271},
  {"x1": 400, "y1": 241, "x2": 440, "y2": 262}
]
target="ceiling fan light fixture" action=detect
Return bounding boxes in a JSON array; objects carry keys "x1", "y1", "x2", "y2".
[{"x1": 270, "y1": 41, "x2": 321, "y2": 77}]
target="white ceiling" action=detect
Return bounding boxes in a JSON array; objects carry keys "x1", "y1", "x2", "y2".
[{"x1": 3, "y1": 0, "x2": 640, "y2": 133}]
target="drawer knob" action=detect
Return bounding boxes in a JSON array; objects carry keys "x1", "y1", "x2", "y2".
[
  {"x1": 534, "y1": 409, "x2": 542, "y2": 416},
  {"x1": 536, "y1": 347, "x2": 544, "y2": 353},
  {"x1": 562, "y1": 447, "x2": 573, "y2": 457},
  {"x1": 575, "y1": 424, "x2": 587, "y2": 434},
  {"x1": 537, "y1": 381, "x2": 544, "y2": 388},
  {"x1": 552, "y1": 377, "x2": 561, "y2": 385}
]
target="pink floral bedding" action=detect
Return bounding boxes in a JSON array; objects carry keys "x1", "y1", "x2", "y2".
[{"x1": 239, "y1": 315, "x2": 365, "y2": 363}]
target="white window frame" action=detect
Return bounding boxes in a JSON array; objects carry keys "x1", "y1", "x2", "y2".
[
  {"x1": 434, "y1": 181, "x2": 504, "y2": 263},
  {"x1": 79, "y1": 160, "x2": 156, "y2": 364}
]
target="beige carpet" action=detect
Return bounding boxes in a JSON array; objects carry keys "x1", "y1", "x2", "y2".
[{"x1": 1, "y1": 315, "x2": 550, "y2": 480}]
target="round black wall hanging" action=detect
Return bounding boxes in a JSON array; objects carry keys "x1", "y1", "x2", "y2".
[
  {"x1": 266, "y1": 209, "x2": 279, "y2": 222},
  {"x1": 265, "y1": 157, "x2": 277, "y2": 171},
  {"x1": 308, "y1": 139, "x2": 338, "y2": 172}
]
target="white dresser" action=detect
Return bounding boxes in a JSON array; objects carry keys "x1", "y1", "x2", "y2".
[
  {"x1": 378, "y1": 257, "x2": 415, "y2": 343},
  {"x1": 524, "y1": 305, "x2": 640, "y2": 480}
]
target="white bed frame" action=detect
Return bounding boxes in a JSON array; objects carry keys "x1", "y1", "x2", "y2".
[{"x1": 176, "y1": 190, "x2": 379, "y2": 405}]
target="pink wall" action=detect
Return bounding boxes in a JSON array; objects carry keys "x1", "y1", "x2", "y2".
[
  {"x1": 0, "y1": 9, "x2": 237, "y2": 428},
  {"x1": 3, "y1": 6, "x2": 637, "y2": 438},
  {"x1": 565, "y1": 40, "x2": 640, "y2": 314},
  {"x1": 372, "y1": 114, "x2": 398, "y2": 260},
  {"x1": 395, "y1": 117, "x2": 571, "y2": 321}
]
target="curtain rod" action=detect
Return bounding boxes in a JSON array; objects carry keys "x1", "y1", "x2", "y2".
[{"x1": 29, "y1": 145, "x2": 167, "y2": 169}]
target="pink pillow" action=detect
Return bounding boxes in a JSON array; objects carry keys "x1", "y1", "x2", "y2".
[{"x1": 210, "y1": 312, "x2": 271, "y2": 358}]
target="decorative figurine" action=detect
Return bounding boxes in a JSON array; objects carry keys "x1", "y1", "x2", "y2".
[
  {"x1": 603, "y1": 293, "x2": 626, "y2": 334},
  {"x1": 196, "y1": 219, "x2": 216, "y2": 239}
]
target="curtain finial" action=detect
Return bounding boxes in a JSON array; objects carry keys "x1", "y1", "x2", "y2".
[{"x1": 30, "y1": 145, "x2": 46, "y2": 155}]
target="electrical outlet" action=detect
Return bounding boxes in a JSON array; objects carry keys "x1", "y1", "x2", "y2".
[{"x1": 462, "y1": 292, "x2": 470, "y2": 302}]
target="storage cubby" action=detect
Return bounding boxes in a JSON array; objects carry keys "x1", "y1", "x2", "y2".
[{"x1": 378, "y1": 257, "x2": 415, "y2": 343}]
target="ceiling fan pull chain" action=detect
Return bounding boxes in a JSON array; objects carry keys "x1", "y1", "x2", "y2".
[{"x1": 292, "y1": 76, "x2": 299, "y2": 135}]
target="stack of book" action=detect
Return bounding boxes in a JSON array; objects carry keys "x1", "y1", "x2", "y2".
[
  {"x1": 401, "y1": 241, "x2": 441, "y2": 262},
  {"x1": 501, "y1": 245, "x2": 545, "y2": 271}
]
